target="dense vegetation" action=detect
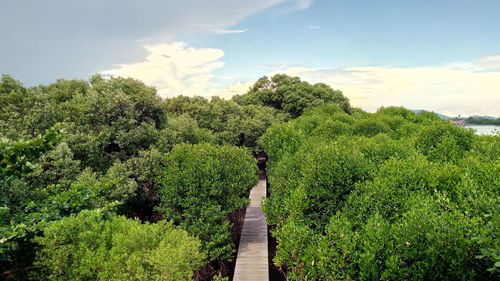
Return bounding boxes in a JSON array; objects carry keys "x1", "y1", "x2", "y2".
[
  {"x1": 466, "y1": 116, "x2": 500, "y2": 126},
  {"x1": 261, "y1": 105, "x2": 499, "y2": 280},
  {"x1": 233, "y1": 74, "x2": 351, "y2": 118},
  {"x1": 0, "y1": 73, "x2": 350, "y2": 280},
  {"x1": 35, "y1": 208, "x2": 203, "y2": 281},
  {"x1": 163, "y1": 96, "x2": 288, "y2": 151},
  {"x1": 158, "y1": 144, "x2": 258, "y2": 264},
  {"x1": 2, "y1": 71, "x2": 498, "y2": 280}
]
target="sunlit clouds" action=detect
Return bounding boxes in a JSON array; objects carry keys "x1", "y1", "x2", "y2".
[
  {"x1": 270, "y1": 56, "x2": 500, "y2": 116},
  {"x1": 103, "y1": 43, "x2": 499, "y2": 117},
  {"x1": 102, "y1": 42, "x2": 225, "y2": 98}
]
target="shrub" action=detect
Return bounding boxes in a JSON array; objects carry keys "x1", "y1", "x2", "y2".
[
  {"x1": 156, "y1": 114, "x2": 216, "y2": 152},
  {"x1": 352, "y1": 118, "x2": 392, "y2": 137},
  {"x1": 259, "y1": 123, "x2": 305, "y2": 163},
  {"x1": 377, "y1": 106, "x2": 416, "y2": 119},
  {"x1": 469, "y1": 134, "x2": 500, "y2": 161},
  {"x1": 297, "y1": 142, "x2": 372, "y2": 230},
  {"x1": 234, "y1": 74, "x2": 351, "y2": 117},
  {"x1": 35, "y1": 208, "x2": 203, "y2": 281},
  {"x1": 319, "y1": 199, "x2": 479, "y2": 281},
  {"x1": 415, "y1": 121, "x2": 475, "y2": 162},
  {"x1": 158, "y1": 143, "x2": 258, "y2": 262},
  {"x1": 311, "y1": 119, "x2": 352, "y2": 138},
  {"x1": 263, "y1": 151, "x2": 305, "y2": 226},
  {"x1": 164, "y1": 96, "x2": 287, "y2": 151},
  {"x1": 263, "y1": 107, "x2": 498, "y2": 280}
]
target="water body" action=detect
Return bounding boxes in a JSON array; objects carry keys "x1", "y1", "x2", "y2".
[{"x1": 464, "y1": 125, "x2": 500, "y2": 135}]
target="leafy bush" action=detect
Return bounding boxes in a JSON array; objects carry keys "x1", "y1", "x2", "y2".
[
  {"x1": 415, "y1": 121, "x2": 475, "y2": 162},
  {"x1": 295, "y1": 142, "x2": 372, "y2": 230},
  {"x1": 262, "y1": 106, "x2": 499, "y2": 280},
  {"x1": 165, "y1": 96, "x2": 287, "y2": 151},
  {"x1": 114, "y1": 148, "x2": 166, "y2": 221},
  {"x1": 1, "y1": 74, "x2": 273, "y2": 278},
  {"x1": 35, "y1": 208, "x2": 203, "y2": 281},
  {"x1": 0, "y1": 128, "x2": 61, "y2": 265},
  {"x1": 158, "y1": 143, "x2": 258, "y2": 262},
  {"x1": 234, "y1": 74, "x2": 351, "y2": 117},
  {"x1": 157, "y1": 114, "x2": 216, "y2": 152},
  {"x1": 311, "y1": 119, "x2": 352, "y2": 138},
  {"x1": 352, "y1": 118, "x2": 392, "y2": 137},
  {"x1": 258, "y1": 123, "x2": 305, "y2": 162}
]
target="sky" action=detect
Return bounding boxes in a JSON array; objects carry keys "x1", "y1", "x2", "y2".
[{"x1": 1, "y1": 0, "x2": 499, "y2": 116}]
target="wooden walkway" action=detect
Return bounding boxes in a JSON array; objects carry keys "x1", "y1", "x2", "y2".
[{"x1": 233, "y1": 180, "x2": 268, "y2": 281}]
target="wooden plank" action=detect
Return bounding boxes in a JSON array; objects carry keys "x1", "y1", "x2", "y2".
[{"x1": 233, "y1": 180, "x2": 269, "y2": 281}]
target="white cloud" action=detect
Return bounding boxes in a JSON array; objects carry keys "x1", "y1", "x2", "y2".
[
  {"x1": 308, "y1": 25, "x2": 320, "y2": 29},
  {"x1": 272, "y1": 56, "x2": 500, "y2": 116},
  {"x1": 293, "y1": 0, "x2": 315, "y2": 10},
  {"x1": 473, "y1": 53, "x2": 500, "y2": 70},
  {"x1": 212, "y1": 80, "x2": 256, "y2": 99},
  {"x1": 261, "y1": 63, "x2": 289, "y2": 69},
  {"x1": 102, "y1": 42, "x2": 500, "y2": 117},
  {"x1": 213, "y1": 28, "x2": 247, "y2": 34},
  {"x1": 102, "y1": 42, "x2": 225, "y2": 98},
  {"x1": 270, "y1": 66, "x2": 314, "y2": 76},
  {"x1": 102, "y1": 41, "x2": 259, "y2": 100},
  {"x1": 0, "y1": 0, "x2": 288, "y2": 85},
  {"x1": 188, "y1": 23, "x2": 247, "y2": 34},
  {"x1": 87, "y1": 0, "x2": 321, "y2": 98}
]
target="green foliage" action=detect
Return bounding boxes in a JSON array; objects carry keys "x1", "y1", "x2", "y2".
[
  {"x1": 352, "y1": 118, "x2": 392, "y2": 137},
  {"x1": 0, "y1": 124, "x2": 141, "y2": 278},
  {"x1": 262, "y1": 152, "x2": 303, "y2": 226},
  {"x1": 0, "y1": 75, "x2": 167, "y2": 172},
  {"x1": 3, "y1": 72, "x2": 497, "y2": 280},
  {"x1": 317, "y1": 200, "x2": 480, "y2": 281},
  {"x1": 297, "y1": 142, "x2": 372, "y2": 230},
  {"x1": 469, "y1": 134, "x2": 500, "y2": 162},
  {"x1": 474, "y1": 212, "x2": 500, "y2": 274},
  {"x1": 35, "y1": 208, "x2": 203, "y2": 281},
  {"x1": 0, "y1": 129, "x2": 62, "y2": 275},
  {"x1": 26, "y1": 142, "x2": 81, "y2": 190},
  {"x1": 466, "y1": 116, "x2": 500, "y2": 125},
  {"x1": 47, "y1": 165, "x2": 137, "y2": 216},
  {"x1": 234, "y1": 74, "x2": 351, "y2": 117},
  {"x1": 377, "y1": 106, "x2": 416, "y2": 119},
  {"x1": 258, "y1": 123, "x2": 306, "y2": 162},
  {"x1": 311, "y1": 119, "x2": 352, "y2": 138},
  {"x1": 1, "y1": 74, "x2": 277, "y2": 279},
  {"x1": 157, "y1": 114, "x2": 216, "y2": 152},
  {"x1": 0, "y1": 75, "x2": 25, "y2": 96},
  {"x1": 0, "y1": 127, "x2": 61, "y2": 225},
  {"x1": 0, "y1": 126, "x2": 61, "y2": 180},
  {"x1": 158, "y1": 143, "x2": 258, "y2": 262},
  {"x1": 0, "y1": 75, "x2": 45, "y2": 138},
  {"x1": 212, "y1": 274, "x2": 230, "y2": 281},
  {"x1": 115, "y1": 148, "x2": 166, "y2": 221},
  {"x1": 165, "y1": 96, "x2": 287, "y2": 151},
  {"x1": 61, "y1": 76, "x2": 166, "y2": 171},
  {"x1": 262, "y1": 105, "x2": 499, "y2": 280},
  {"x1": 415, "y1": 121, "x2": 475, "y2": 162}
]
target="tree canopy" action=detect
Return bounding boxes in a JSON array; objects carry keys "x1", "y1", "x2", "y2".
[
  {"x1": 0, "y1": 73, "x2": 497, "y2": 280},
  {"x1": 261, "y1": 106, "x2": 499, "y2": 280},
  {"x1": 233, "y1": 74, "x2": 351, "y2": 117}
]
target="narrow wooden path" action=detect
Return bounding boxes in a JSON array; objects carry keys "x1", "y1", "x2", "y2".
[{"x1": 233, "y1": 179, "x2": 268, "y2": 281}]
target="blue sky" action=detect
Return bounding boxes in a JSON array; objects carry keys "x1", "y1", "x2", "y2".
[
  {"x1": 1, "y1": 0, "x2": 499, "y2": 116},
  {"x1": 187, "y1": 0, "x2": 500, "y2": 74}
]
